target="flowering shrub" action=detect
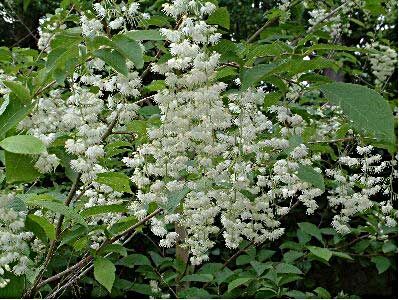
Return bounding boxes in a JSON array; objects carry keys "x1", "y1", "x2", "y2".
[{"x1": 0, "y1": 0, "x2": 397, "y2": 298}]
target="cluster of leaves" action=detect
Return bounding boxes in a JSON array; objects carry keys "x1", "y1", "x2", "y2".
[{"x1": 0, "y1": 0, "x2": 397, "y2": 298}]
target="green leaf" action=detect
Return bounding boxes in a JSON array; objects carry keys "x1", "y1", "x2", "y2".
[
  {"x1": 181, "y1": 274, "x2": 213, "y2": 282},
  {"x1": 320, "y1": 83, "x2": 395, "y2": 147},
  {"x1": 382, "y1": 242, "x2": 397, "y2": 253},
  {"x1": 126, "y1": 30, "x2": 164, "y2": 40},
  {"x1": 112, "y1": 35, "x2": 144, "y2": 69},
  {"x1": 138, "y1": 105, "x2": 161, "y2": 117},
  {"x1": 298, "y1": 222, "x2": 323, "y2": 244},
  {"x1": 2, "y1": 81, "x2": 30, "y2": 103},
  {"x1": 297, "y1": 165, "x2": 325, "y2": 191},
  {"x1": 0, "y1": 96, "x2": 34, "y2": 134},
  {"x1": 99, "y1": 244, "x2": 128, "y2": 257},
  {"x1": 81, "y1": 204, "x2": 128, "y2": 217},
  {"x1": 250, "y1": 261, "x2": 272, "y2": 276},
  {"x1": 371, "y1": 256, "x2": 391, "y2": 274},
  {"x1": 26, "y1": 214, "x2": 56, "y2": 241},
  {"x1": 331, "y1": 251, "x2": 353, "y2": 260},
  {"x1": 116, "y1": 254, "x2": 151, "y2": 268},
  {"x1": 314, "y1": 287, "x2": 331, "y2": 299},
  {"x1": 93, "y1": 49, "x2": 128, "y2": 76},
  {"x1": 240, "y1": 63, "x2": 276, "y2": 90},
  {"x1": 307, "y1": 246, "x2": 332, "y2": 262},
  {"x1": 95, "y1": 172, "x2": 132, "y2": 193},
  {"x1": 178, "y1": 287, "x2": 212, "y2": 299},
  {"x1": 163, "y1": 187, "x2": 190, "y2": 212},
  {"x1": 25, "y1": 195, "x2": 86, "y2": 225},
  {"x1": 0, "y1": 273, "x2": 25, "y2": 298},
  {"x1": 109, "y1": 216, "x2": 138, "y2": 235},
  {"x1": 283, "y1": 250, "x2": 304, "y2": 263},
  {"x1": 5, "y1": 151, "x2": 40, "y2": 183},
  {"x1": 276, "y1": 263, "x2": 303, "y2": 274},
  {"x1": 0, "y1": 135, "x2": 46, "y2": 154},
  {"x1": 94, "y1": 257, "x2": 116, "y2": 293},
  {"x1": 227, "y1": 277, "x2": 252, "y2": 293},
  {"x1": 207, "y1": 7, "x2": 230, "y2": 29}
]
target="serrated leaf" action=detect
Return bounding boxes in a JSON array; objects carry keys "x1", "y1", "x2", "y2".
[
  {"x1": 112, "y1": 34, "x2": 144, "y2": 69},
  {"x1": 25, "y1": 194, "x2": 86, "y2": 225},
  {"x1": 298, "y1": 222, "x2": 323, "y2": 244},
  {"x1": 94, "y1": 257, "x2": 116, "y2": 293},
  {"x1": 93, "y1": 49, "x2": 128, "y2": 76},
  {"x1": 5, "y1": 151, "x2": 40, "y2": 183},
  {"x1": 2, "y1": 81, "x2": 30, "y2": 103},
  {"x1": 371, "y1": 256, "x2": 391, "y2": 274},
  {"x1": 320, "y1": 83, "x2": 395, "y2": 148},
  {"x1": 126, "y1": 29, "x2": 164, "y2": 40},
  {"x1": 207, "y1": 7, "x2": 230, "y2": 29},
  {"x1": 0, "y1": 135, "x2": 46, "y2": 154},
  {"x1": 227, "y1": 277, "x2": 252, "y2": 293},
  {"x1": 181, "y1": 274, "x2": 213, "y2": 282},
  {"x1": 297, "y1": 165, "x2": 325, "y2": 191},
  {"x1": 26, "y1": 214, "x2": 56, "y2": 241},
  {"x1": 116, "y1": 254, "x2": 151, "y2": 267},
  {"x1": 307, "y1": 246, "x2": 332, "y2": 262},
  {"x1": 163, "y1": 187, "x2": 190, "y2": 212},
  {"x1": 95, "y1": 172, "x2": 132, "y2": 193},
  {"x1": 0, "y1": 96, "x2": 34, "y2": 134},
  {"x1": 81, "y1": 204, "x2": 128, "y2": 217},
  {"x1": 240, "y1": 63, "x2": 276, "y2": 90},
  {"x1": 275, "y1": 263, "x2": 303, "y2": 274},
  {"x1": 99, "y1": 244, "x2": 128, "y2": 257}
]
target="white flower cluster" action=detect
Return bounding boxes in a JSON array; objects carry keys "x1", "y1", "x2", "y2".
[
  {"x1": 0, "y1": 194, "x2": 33, "y2": 287},
  {"x1": 125, "y1": 0, "x2": 327, "y2": 265},
  {"x1": 327, "y1": 145, "x2": 394, "y2": 234},
  {"x1": 365, "y1": 42, "x2": 397, "y2": 87},
  {"x1": 37, "y1": 9, "x2": 67, "y2": 52}
]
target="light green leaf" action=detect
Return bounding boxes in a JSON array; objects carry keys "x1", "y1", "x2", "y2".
[
  {"x1": 95, "y1": 172, "x2": 132, "y2": 193},
  {"x1": 94, "y1": 257, "x2": 116, "y2": 293},
  {"x1": 5, "y1": 151, "x2": 40, "y2": 183},
  {"x1": 382, "y1": 242, "x2": 397, "y2": 253},
  {"x1": 126, "y1": 29, "x2": 164, "y2": 40},
  {"x1": 25, "y1": 194, "x2": 86, "y2": 225},
  {"x1": 181, "y1": 274, "x2": 213, "y2": 282},
  {"x1": 163, "y1": 187, "x2": 190, "y2": 212},
  {"x1": 275, "y1": 263, "x2": 303, "y2": 274},
  {"x1": 112, "y1": 35, "x2": 144, "y2": 69},
  {"x1": 314, "y1": 287, "x2": 331, "y2": 299},
  {"x1": 93, "y1": 49, "x2": 128, "y2": 76},
  {"x1": 81, "y1": 204, "x2": 128, "y2": 217},
  {"x1": 297, "y1": 165, "x2": 325, "y2": 191},
  {"x1": 331, "y1": 251, "x2": 353, "y2": 260},
  {"x1": 298, "y1": 222, "x2": 323, "y2": 244},
  {"x1": 207, "y1": 7, "x2": 230, "y2": 29},
  {"x1": 2, "y1": 81, "x2": 30, "y2": 103},
  {"x1": 26, "y1": 214, "x2": 56, "y2": 241},
  {"x1": 227, "y1": 277, "x2": 252, "y2": 293},
  {"x1": 0, "y1": 95, "x2": 33, "y2": 134},
  {"x1": 371, "y1": 256, "x2": 391, "y2": 274},
  {"x1": 320, "y1": 83, "x2": 395, "y2": 147},
  {"x1": 307, "y1": 246, "x2": 333, "y2": 262},
  {"x1": 0, "y1": 135, "x2": 46, "y2": 154}
]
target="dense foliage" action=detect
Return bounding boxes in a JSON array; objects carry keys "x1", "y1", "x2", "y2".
[{"x1": 0, "y1": 0, "x2": 397, "y2": 298}]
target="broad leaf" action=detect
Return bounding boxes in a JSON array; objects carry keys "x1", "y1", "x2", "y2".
[
  {"x1": 94, "y1": 257, "x2": 116, "y2": 293},
  {"x1": 307, "y1": 246, "x2": 332, "y2": 262},
  {"x1": 26, "y1": 214, "x2": 56, "y2": 241},
  {"x1": 126, "y1": 29, "x2": 164, "y2": 40},
  {"x1": 95, "y1": 172, "x2": 132, "y2": 193},
  {"x1": 93, "y1": 49, "x2": 128, "y2": 76},
  {"x1": 297, "y1": 165, "x2": 325, "y2": 191},
  {"x1": 275, "y1": 263, "x2": 303, "y2": 274},
  {"x1": 81, "y1": 204, "x2": 128, "y2": 217},
  {"x1": 207, "y1": 7, "x2": 230, "y2": 29},
  {"x1": 227, "y1": 277, "x2": 252, "y2": 293},
  {"x1": 298, "y1": 222, "x2": 323, "y2": 244},
  {"x1": 5, "y1": 151, "x2": 40, "y2": 183},
  {"x1": 371, "y1": 256, "x2": 391, "y2": 274},
  {"x1": 320, "y1": 83, "x2": 395, "y2": 147},
  {"x1": 0, "y1": 135, "x2": 46, "y2": 154},
  {"x1": 112, "y1": 35, "x2": 144, "y2": 69},
  {"x1": 2, "y1": 81, "x2": 30, "y2": 103}
]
